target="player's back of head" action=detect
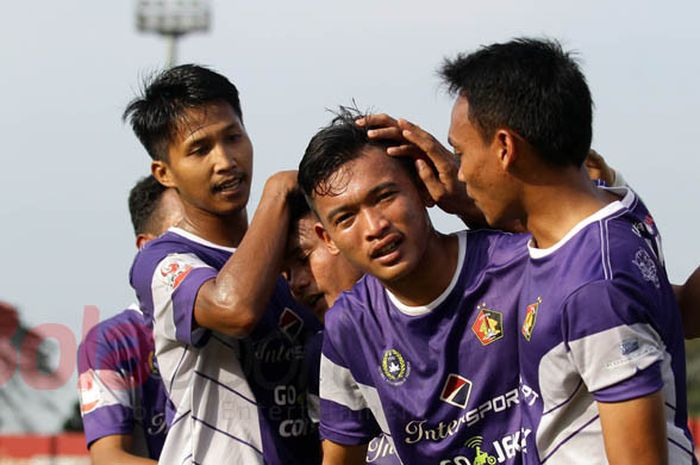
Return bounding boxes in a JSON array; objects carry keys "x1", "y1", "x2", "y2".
[
  {"x1": 440, "y1": 37, "x2": 592, "y2": 167},
  {"x1": 128, "y1": 175, "x2": 168, "y2": 237},
  {"x1": 298, "y1": 107, "x2": 416, "y2": 201},
  {"x1": 123, "y1": 64, "x2": 243, "y2": 161}
]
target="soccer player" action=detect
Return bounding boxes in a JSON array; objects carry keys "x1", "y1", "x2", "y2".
[
  {"x1": 123, "y1": 65, "x2": 321, "y2": 464},
  {"x1": 286, "y1": 188, "x2": 404, "y2": 465},
  {"x1": 298, "y1": 109, "x2": 530, "y2": 465},
  {"x1": 441, "y1": 38, "x2": 695, "y2": 464},
  {"x1": 78, "y1": 175, "x2": 184, "y2": 464}
]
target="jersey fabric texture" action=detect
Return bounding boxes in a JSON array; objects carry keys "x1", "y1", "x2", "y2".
[
  {"x1": 517, "y1": 188, "x2": 695, "y2": 465},
  {"x1": 305, "y1": 330, "x2": 401, "y2": 465},
  {"x1": 78, "y1": 305, "x2": 167, "y2": 459},
  {"x1": 320, "y1": 230, "x2": 531, "y2": 465},
  {"x1": 130, "y1": 227, "x2": 322, "y2": 465}
]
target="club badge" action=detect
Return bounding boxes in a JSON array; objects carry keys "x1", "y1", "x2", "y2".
[
  {"x1": 522, "y1": 297, "x2": 541, "y2": 341},
  {"x1": 471, "y1": 304, "x2": 504, "y2": 346},
  {"x1": 380, "y1": 349, "x2": 410, "y2": 385}
]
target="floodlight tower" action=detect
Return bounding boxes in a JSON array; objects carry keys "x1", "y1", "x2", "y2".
[{"x1": 136, "y1": 0, "x2": 211, "y2": 68}]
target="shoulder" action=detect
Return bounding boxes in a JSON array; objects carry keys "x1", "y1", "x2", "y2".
[
  {"x1": 323, "y1": 275, "x2": 379, "y2": 341},
  {"x1": 462, "y1": 229, "x2": 530, "y2": 270}
]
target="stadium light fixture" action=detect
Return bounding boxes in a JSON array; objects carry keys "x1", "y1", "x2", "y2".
[{"x1": 136, "y1": 0, "x2": 211, "y2": 67}]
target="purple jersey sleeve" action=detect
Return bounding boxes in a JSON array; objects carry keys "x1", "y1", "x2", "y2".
[
  {"x1": 77, "y1": 330, "x2": 134, "y2": 445},
  {"x1": 562, "y1": 280, "x2": 665, "y2": 401},
  {"x1": 150, "y1": 253, "x2": 217, "y2": 347},
  {"x1": 319, "y1": 301, "x2": 382, "y2": 446}
]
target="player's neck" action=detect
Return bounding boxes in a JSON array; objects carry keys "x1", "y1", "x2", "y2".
[
  {"x1": 522, "y1": 167, "x2": 616, "y2": 249},
  {"x1": 384, "y1": 231, "x2": 459, "y2": 307},
  {"x1": 178, "y1": 204, "x2": 248, "y2": 248}
]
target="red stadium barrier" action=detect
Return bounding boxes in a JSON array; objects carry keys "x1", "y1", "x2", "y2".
[{"x1": 0, "y1": 433, "x2": 88, "y2": 464}]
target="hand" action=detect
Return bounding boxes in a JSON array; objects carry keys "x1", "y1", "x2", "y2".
[
  {"x1": 358, "y1": 114, "x2": 487, "y2": 228},
  {"x1": 263, "y1": 170, "x2": 298, "y2": 199},
  {"x1": 584, "y1": 149, "x2": 616, "y2": 186}
]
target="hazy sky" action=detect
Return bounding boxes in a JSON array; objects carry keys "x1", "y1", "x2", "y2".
[{"x1": 2, "y1": 0, "x2": 699, "y2": 352}]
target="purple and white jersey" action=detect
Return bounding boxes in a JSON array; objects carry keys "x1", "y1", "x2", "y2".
[
  {"x1": 320, "y1": 230, "x2": 531, "y2": 464},
  {"x1": 78, "y1": 305, "x2": 167, "y2": 459},
  {"x1": 130, "y1": 227, "x2": 322, "y2": 465},
  {"x1": 305, "y1": 331, "x2": 400, "y2": 465},
  {"x1": 517, "y1": 190, "x2": 695, "y2": 464}
]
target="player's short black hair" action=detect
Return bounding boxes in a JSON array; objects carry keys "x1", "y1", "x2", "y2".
[
  {"x1": 128, "y1": 175, "x2": 168, "y2": 236},
  {"x1": 298, "y1": 107, "x2": 417, "y2": 202},
  {"x1": 123, "y1": 64, "x2": 243, "y2": 161},
  {"x1": 288, "y1": 187, "x2": 314, "y2": 231},
  {"x1": 440, "y1": 37, "x2": 593, "y2": 167}
]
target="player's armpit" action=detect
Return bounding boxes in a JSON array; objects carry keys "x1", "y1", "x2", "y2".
[
  {"x1": 597, "y1": 390, "x2": 668, "y2": 465},
  {"x1": 322, "y1": 439, "x2": 368, "y2": 465},
  {"x1": 89, "y1": 435, "x2": 156, "y2": 465}
]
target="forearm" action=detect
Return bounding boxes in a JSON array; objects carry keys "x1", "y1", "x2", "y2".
[
  {"x1": 322, "y1": 440, "x2": 368, "y2": 465},
  {"x1": 196, "y1": 178, "x2": 292, "y2": 336},
  {"x1": 89, "y1": 436, "x2": 156, "y2": 465},
  {"x1": 598, "y1": 391, "x2": 667, "y2": 465},
  {"x1": 678, "y1": 266, "x2": 700, "y2": 339}
]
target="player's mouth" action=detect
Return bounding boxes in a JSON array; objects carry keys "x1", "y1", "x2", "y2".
[
  {"x1": 369, "y1": 234, "x2": 404, "y2": 265},
  {"x1": 212, "y1": 174, "x2": 246, "y2": 196}
]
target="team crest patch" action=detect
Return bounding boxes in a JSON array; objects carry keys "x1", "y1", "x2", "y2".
[
  {"x1": 522, "y1": 297, "x2": 541, "y2": 342},
  {"x1": 159, "y1": 259, "x2": 193, "y2": 290},
  {"x1": 379, "y1": 349, "x2": 410, "y2": 385},
  {"x1": 633, "y1": 248, "x2": 660, "y2": 288},
  {"x1": 440, "y1": 373, "x2": 472, "y2": 409},
  {"x1": 471, "y1": 304, "x2": 504, "y2": 346},
  {"x1": 279, "y1": 307, "x2": 304, "y2": 341}
]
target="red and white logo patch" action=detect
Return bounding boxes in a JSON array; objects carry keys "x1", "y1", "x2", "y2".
[
  {"x1": 159, "y1": 258, "x2": 193, "y2": 290},
  {"x1": 279, "y1": 307, "x2": 304, "y2": 341},
  {"x1": 440, "y1": 374, "x2": 473, "y2": 409}
]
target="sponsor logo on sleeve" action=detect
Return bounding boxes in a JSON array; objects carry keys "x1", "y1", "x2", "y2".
[
  {"x1": 379, "y1": 349, "x2": 411, "y2": 385},
  {"x1": 159, "y1": 258, "x2": 193, "y2": 290},
  {"x1": 279, "y1": 307, "x2": 304, "y2": 341},
  {"x1": 440, "y1": 374, "x2": 473, "y2": 409},
  {"x1": 521, "y1": 298, "x2": 541, "y2": 342},
  {"x1": 78, "y1": 370, "x2": 101, "y2": 415},
  {"x1": 471, "y1": 304, "x2": 504, "y2": 346},
  {"x1": 632, "y1": 248, "x2": 660, "y2": 288}
]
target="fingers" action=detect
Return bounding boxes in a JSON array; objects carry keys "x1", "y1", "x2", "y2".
[
  {"x1": 356, "y1": 113, "x2": 398, "y2": 128},
  {"x1": 367, "y1": 127, "x2": 403, "y2": 141},
  {"x1": 398, "y1": 119, "x2": 456, "y2": 172},
  {"x1": 415, "y1": 158, "x2": 445, "y2": 205}
]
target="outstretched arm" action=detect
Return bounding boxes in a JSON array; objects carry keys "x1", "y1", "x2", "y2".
[{"x1": 358, "y1": 114, "x2": 489, "y2": 230}]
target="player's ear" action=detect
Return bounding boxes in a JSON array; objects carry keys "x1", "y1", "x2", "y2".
[
  {"x1": 152, "y1": 160, "x2": 176, "y2": 188},
  {"x1": 495, "y1": 129, "x2": 518, "y2": 170},
  {"x1": 314, "y1": 222, "x2": 341, "y2": 255},
  {"x1": 136, "y1": 233, "x2": 157, "y2": 250}
]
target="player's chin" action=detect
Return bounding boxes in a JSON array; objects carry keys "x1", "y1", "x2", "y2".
[
  {"x1": 372, "y1": 259, "x2": 416, "y2": 284},
  {"x1": 214, "y1": 196, "x2": 250, "y2": 216}
]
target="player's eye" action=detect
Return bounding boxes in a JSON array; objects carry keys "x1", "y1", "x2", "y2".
[
  {"x1": 334, "y1": 213, "x2": 355, "y2": 228},
  {"x1": 189, "y1": 143, "x2": 210, "y2": 156}
]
